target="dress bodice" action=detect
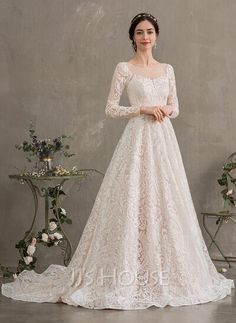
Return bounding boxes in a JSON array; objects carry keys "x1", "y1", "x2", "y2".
[
  {"x1": 126, "y1": 62, "x2": 170, "y2": 108},
  {"x1": 105, "y1": 61, "x2": 179, "y2": 119}
]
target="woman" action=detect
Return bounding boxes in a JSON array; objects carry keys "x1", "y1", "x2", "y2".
[{"x1": 1, "y1": 12, "x2": 234, "y2": 310}]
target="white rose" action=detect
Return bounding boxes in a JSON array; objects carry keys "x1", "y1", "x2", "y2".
[
  {"x1": 49, "y1": 221, "x2": 57, "y2": 231},
  {"x1": 220, "y1": 267, "x2": 227, "y2": 273},
  {"x1": 23, "y1": 256, "x2": 33, "y2": 265},
  {"x1": 60, "y1": 208, "x2": 66, "y2": 215},
  {"x1": 31, "y1": 238, "x2": 37, "y2": 245},
  {"x1": 41, "y1": 233, "x2": 49, "y2": 242},
  {"x1": 13, "y1": 273, "x2": 18, "y2": 279},
  {"x1": 54, "y1": 232, "x2": 63, "y2": 240},
  {"x1": 226, "y1": 189, "x2": 233, "y2": 196},
  {"x1": 27, "y1": 245, "x2": 36, "y2": 256}
]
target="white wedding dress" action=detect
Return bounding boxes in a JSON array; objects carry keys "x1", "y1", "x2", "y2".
[{"x1": 1, "y1": 61, "x2": 234, "y2": 310}]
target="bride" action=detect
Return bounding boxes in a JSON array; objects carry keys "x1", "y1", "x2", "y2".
[{"x1": 1, "y1": 12, "x2": 234, "y2": 310}]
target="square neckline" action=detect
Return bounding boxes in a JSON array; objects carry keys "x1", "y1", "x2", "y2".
[{"x1": 125, "y1": 61, "x2": 168, "y2": 81}]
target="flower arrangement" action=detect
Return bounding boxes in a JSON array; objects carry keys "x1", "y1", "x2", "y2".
[
  {"x1": 1, "y1": 219, "x2": 67, "y2": 278},
  {"x1": 217, "y1": 152, "x2": 236, "y2": 210},
  {"x1": 0, "y1": 122, "x2": 104, "y2": 278},
  {"x1": 14, "y1": 217, "x2": 66, "y2": 275},
  {"x1": 15, "y1": 122, "x2": 75, "y2": 162},
  {"x1": 1, "y1": 184, "x2": 73, "y2": 277},
  {"x1": 16, "y1": 165, "x2": 90, "y2": 179}
]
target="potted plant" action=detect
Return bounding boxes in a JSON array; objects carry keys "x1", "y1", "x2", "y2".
[{"x1": 15, "y1": 122, "x2": 75, "y2": 172}]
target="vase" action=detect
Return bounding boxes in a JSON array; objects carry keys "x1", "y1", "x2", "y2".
[{"x1": 40, "y1": 156, "x2": 53, "y2": 172}]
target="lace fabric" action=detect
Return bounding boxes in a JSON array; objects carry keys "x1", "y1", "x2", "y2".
[
  {"x1": 1, "y1": 61, "x2": 234, "y2": 310},
  {"x1": 105, "y1": 62, "x2": 179, "y2": 119},
  {"x1": 126, "y1": 61, "x2": 167, "y2": 79}
]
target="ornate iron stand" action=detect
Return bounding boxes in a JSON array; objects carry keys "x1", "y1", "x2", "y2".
[
  {"x1": 202, "y1": 211, "x2": 236, "y2": 268},
  {"x1": 9, "y1": 173, "x2": 89, "y2": 266}
]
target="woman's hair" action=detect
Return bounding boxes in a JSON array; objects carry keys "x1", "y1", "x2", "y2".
[{"x1": 129, "y1": 13, "x2": 160, "y2": 51}]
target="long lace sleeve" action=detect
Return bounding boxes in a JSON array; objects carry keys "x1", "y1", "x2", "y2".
[
  {"x1": 165, "y1": 64, "x2": 179, "y2": 119},
  {"x1": 105, "y1": 62, "x2": 141, "y2": 118}
]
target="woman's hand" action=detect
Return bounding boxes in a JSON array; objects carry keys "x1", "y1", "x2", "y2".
[
  {"x1": 140, "y1": 106, "x2": 173, "y2": 122},
  {"x1": 152, "y1": 106, "x2": 167, "y2": 122},
  {"x1": 159, "y1": 106, "x2": 173, "y2": 118}
]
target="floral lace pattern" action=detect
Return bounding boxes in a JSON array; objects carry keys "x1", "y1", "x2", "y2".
[
  {"x1": 105, "y1": 62, "x2": 179, "y2": 119},
  {"x1": 1, "y1": 62, "x2": 234, "y2": 310}
]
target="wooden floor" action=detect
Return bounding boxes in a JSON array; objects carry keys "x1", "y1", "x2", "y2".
[{"x1": 0, "y1": 264, "x2": 235, "y2": 323}]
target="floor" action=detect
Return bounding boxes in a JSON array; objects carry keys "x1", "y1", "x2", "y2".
[{"x1": 0, "y1": 264, "x2": 235, "y2": 323}]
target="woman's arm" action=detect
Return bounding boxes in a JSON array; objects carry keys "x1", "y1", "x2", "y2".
[
  {"x1": 105, "y1": 63, "x2": 141, "y2": 118},
  {"x1": 164, "y1": 64, "x2": 179, "y2": 119}
]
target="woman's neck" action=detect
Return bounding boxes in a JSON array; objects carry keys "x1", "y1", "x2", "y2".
[{"x1": 130, "y1": 52, "x2": 159, "y2": 67}]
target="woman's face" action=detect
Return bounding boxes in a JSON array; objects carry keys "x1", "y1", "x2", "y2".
[{"x1": 133, "y1": 19, "x2": 157, "y2": 51}]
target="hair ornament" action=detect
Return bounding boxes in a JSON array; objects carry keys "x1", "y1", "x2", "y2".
[{"x1": 131, "y1": 13, "x2": 158, "y2": 24}]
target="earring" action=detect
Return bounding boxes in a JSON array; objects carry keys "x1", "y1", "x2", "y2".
[
  {"x1": 132, "y1": 40, "x2": 137, "y2": 51},
  {"x1": 154, "y1": 41, "x2": 157, "y2": 49}
]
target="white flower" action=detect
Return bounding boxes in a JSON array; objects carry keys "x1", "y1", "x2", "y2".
[
  {"x1": 49, "y1": 234, "x2": 55, "y2": 240},
  {"x1": 54, "y1": 241, "x2": 59, "y2": 245},
  {"x1": 31, "y1": 238, "x2": 37, "y2": 245},
  {"x1": 60, "y1": 208, "x2": 66, "y2": 215},
  {"x1": 220, "y1": 267, "x2": 227, "y2": 273},
  {"x1": 23, "y1": 256, "x2": 33, "y2": 265},
  {"x1": 27, "y1": 244, "x2": 36, "y2": 256},
  {"x1": 49, "y1": 221, "x2": 57, "y2": 231},
  {"x1": 13, "y1": 273, "x2": 18, "y2": 279},
  {"x1": 54, "y1": 232, "x2": 63, "y2": 240},
  {"x1": 41, "y1": 233, "x2": 49, "y2": 242},
  {"x1": 226, "y1": 189, "x2": 233, "y2": 196}
]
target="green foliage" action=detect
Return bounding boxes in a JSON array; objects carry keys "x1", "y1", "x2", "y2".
[
  {"x1": 217, "y1": 153, "x2": 236, "y2": 210},
  {"x1": 1, "y1": 184, "x2": 72, "y2": 278},
  {"x1": 15, "y1": 121, "x2": 75, "y2": 162}
]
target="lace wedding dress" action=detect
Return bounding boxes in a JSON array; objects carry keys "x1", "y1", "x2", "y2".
[{"x1": 1, "y1": 62, "x2": 234, "y2": 310}]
